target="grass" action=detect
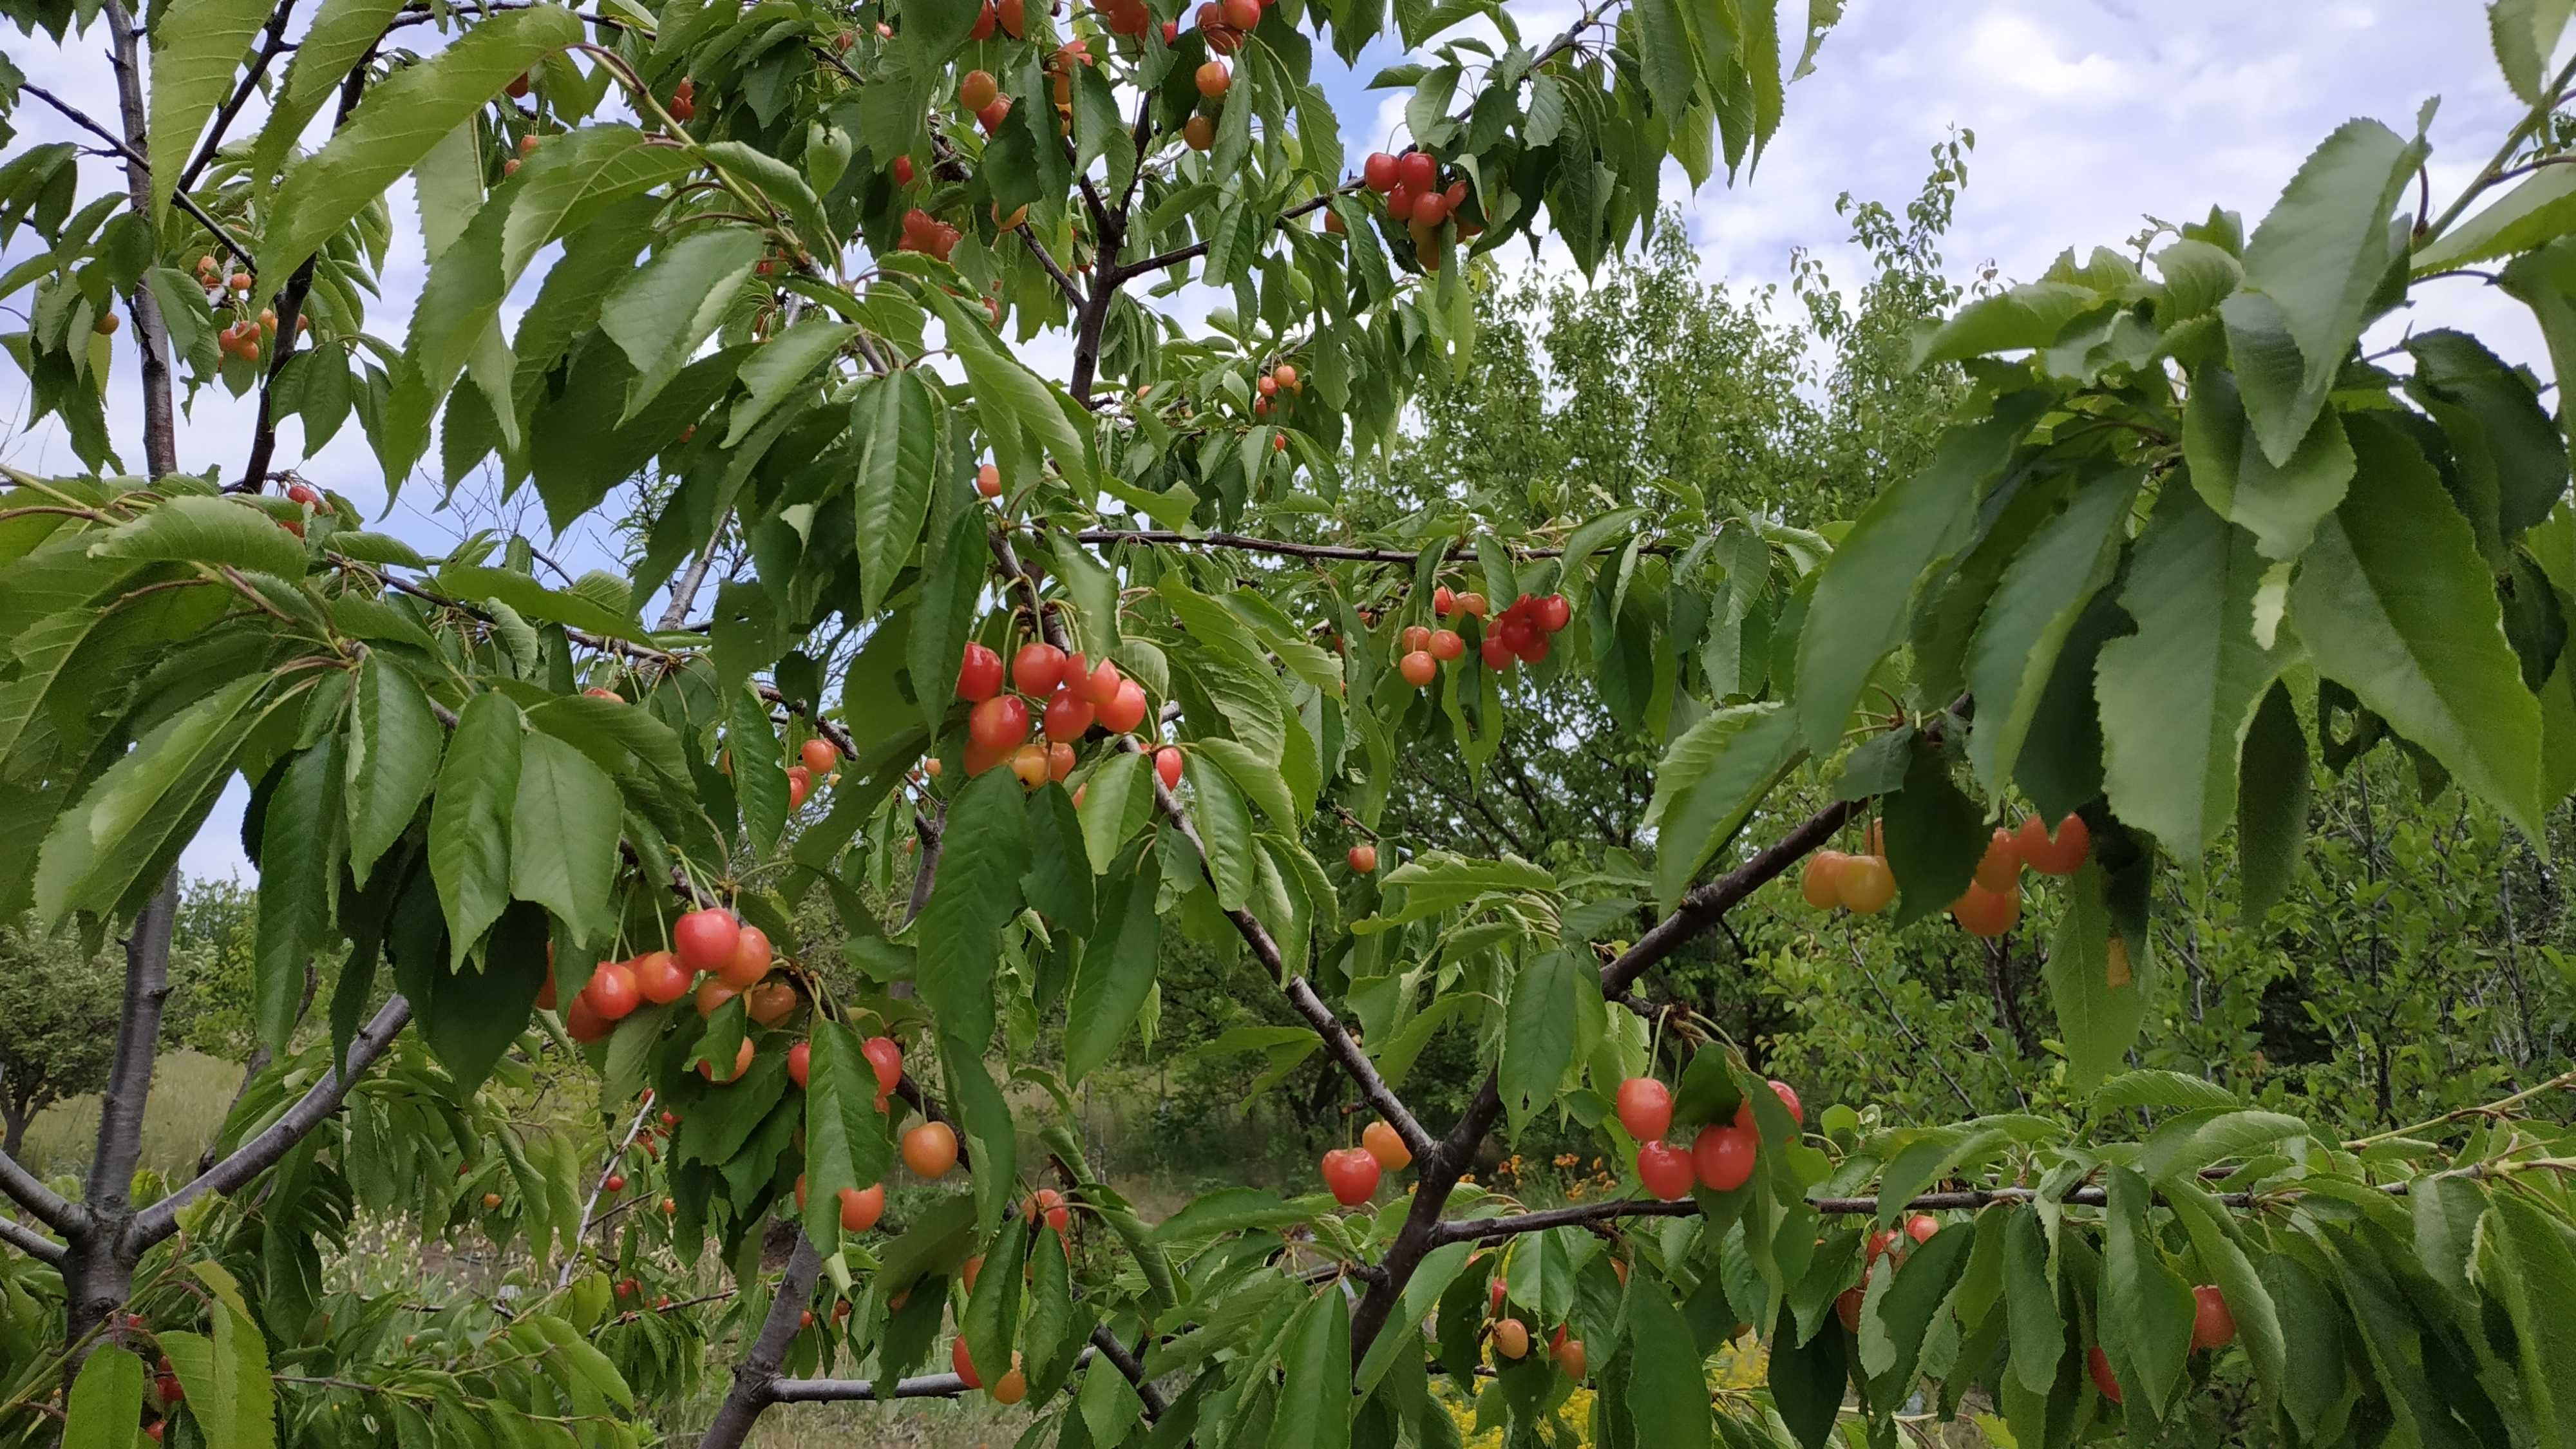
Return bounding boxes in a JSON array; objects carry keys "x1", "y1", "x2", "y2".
[
  {"x1": 15, "y1": 1049, "x2": 242, "y2": 1184},
  {"x1": 743, "y1": 1397, "x2": 1019, "y2": 1448}
]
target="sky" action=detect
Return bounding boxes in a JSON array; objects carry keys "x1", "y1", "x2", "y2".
[{"x1": 0, "y1": 0, "x2": 2552, "y2": 879}]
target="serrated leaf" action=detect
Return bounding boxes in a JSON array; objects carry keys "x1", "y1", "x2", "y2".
[
  {"x1": 256, "y1": 737, "x2": 344, "y2": 1052},
  {"x1": 853, "y1": 371, "x2": 938, "y2": 618},
  {"x1": 509, "y1": 732, "x2": 620, "y2": 947},
  {"x1": 2479, "y1": 1191, "x2": 2576, "y2": 1449},
  {"x1": 2038, "y1": 863, "x2": 2143, "y2": 1092},
  {"x1": 1964, "y1": 469, "x2": 2139, "y2": 793},
  {"x1": 1499, "y1": 949, "x2": 1579, "y2": 1135},
  {"x1": 36, "y1": 674, "x2": 269, "y2": 926},
  {"x1": 598, "y1": 227, "x2": 764, "y2": 420},
  {"x1": 1064, "y1": 842, "x2": 1162, "y2": 1084},
  {"x1": 2235, "y1": 682, "x2": 2311, "y2": 925},
  {"x1": 429, "y1": 692, "x2": 522, "y2": 964},
  {"x1": 148, "y1": 0, "x2": 279, "y2": 218},
  {"x1": 62, "y1": 1344, "x2": 144, "y2": 1449},
  {"x1": 1646, "y1": 703, "x2": 1803, "y2": 911},
  {"x1": 345, "y1": 652, "x2": 441, "y2": 882},
  {"x1": 917, "y1": 768, "x2": 1028, "y2": 1052},
  {"x1": 1184, "y1": 753, "x2": 1256, "y2": 911},
  {"x1": 88, "y1": 494, "x2": 306, "y2": 576}
]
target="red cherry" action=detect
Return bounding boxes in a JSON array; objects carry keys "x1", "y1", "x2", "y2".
[
  {"x1": 1025, "y1": 1187, "x2": 1071, "y2": 1232},
  {"x1": 787, "y1": 1041, "x2": 811, "y2": 1088},
  {"x1": 1636, "y1": 1142, "x2": 1693, "y2": 1200},
  {"x1": 1097, "y1": 678, "x2": 1148, "y2": 734},
  {"x1": 1347, "y1": 844, "x2": 1377, "y2": 873},
  {"x1": 1428, "y1": 629, "x2": 1464, "y2": 661},
  {"x1": 1396, "y1": 150, "x2": 1435, "y2": 193},
  {"x1": 285, "y1": 483, "x2": 321, "y2": 507},
  {"x1": 716, "y1": 924, "x2": 773, "y2": 989},
  {"x1": 1043, "y1": 688, "x2": 1095, "y2": 742},
  {"x1": 1690, "y1": 1123, "x2": 1756, "y2": 1192},
  {"x1": 1732, "y1": 1078, "x2": 1806, "y2": 1131},
  {"x1": 1536, "y1": 594, "x2": 1570, "y2": 632},
  {"x1": 583, "y1": 961, "x2": 640, "y2": 1021},
  {"x1": 2018, "y1": 813, "x2": 2092, "y2": 876},
  {"x1": 969, "y1": 695, "x2": 1032, "y2": 752},
  {"x1": 957, "y1": 642, "x2": 1005, "y2": 701},
  {"x1": 1479, "y1": 636, "x2": 1515, "y2": 670},
  {"x1": 1076, "y1": 656, "x2": 1122, "y2": 705},
  {"x1": 2088, "y1": 1345, "x2": 2122, "y2": 1404},
  {"x1": 1433, "y1": 585, "x2": 1456, "y2": 616},
  {"x1": 1399, "y1": 650, "x2": 1436, "y2": 687},
  {"x1": 838, "y1": 1183, "x2": 885, "y2": 1232},
  {"x1": 1613, "y1": 1078, "x2": 1672, "y2": 1142},
  {"x1": 975, "y1": 463, "x2": 1003, "y2": 497},
  {"x1": 2190, "y1": 1285, "x2": 2237, "y2": 1350},
  {"x1": 631, "y1": 950, "x2": 690, "y2": 1005},
  {"x1": 1154, "y1": 747, "x2": 1184, "y2": 790},
  {"x1": 800, "y1": 738, "x2": 838, "y2": 775},
  {"x1": 604, "y1": 1173, "x2": 626, "y2": 1192},
  {"x1": 1321, "y1": 1146, "x2": 1381, "y2": 1206},
  {"x1": 1012, "y1": 643, "x2": 1068, "y2": 696},
  {"x1": 1362, "y1": 151, "x2": 1397, "y2": 193},
  {"x1": 1904, "y1": 1213, "x2": 1940, "y2": 1247},
  {"x1": 951, "y1": 1336, "x2": 983, "y2": 1389},
  {"x1": 893, "y1": 155, "x2": 915, "y2": 185},
  {"x1": 862, "y1": 1036, "x2": 904, "y2": 1098}
]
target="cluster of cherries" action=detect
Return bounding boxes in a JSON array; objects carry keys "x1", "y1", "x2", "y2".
[
  {"x1": 1394, "y1": 586, "x2": 1571, "y2": 687},
  {"x1": 1798, "y1": 812, "x2": 2091, "y2": 938},
  {"x1": 1616, "y1": 1074, "x2": 1800, "y2": 1202},
  {"x1": 967, "y1": 0, "x2": 1027, "y2": 40},
  {"x1": 1251, "y1": 360, "x2": 1300, "y2": 420},
  {"x1": 1486, "y1": 1277, "x2": 1587, "y2": 1380},
  {"x1": 955, "y1": 68, "x2": 1015, "y2": 136},
  {"x1": 668, "y1": 75, "x2": 698, "y2": 123},
  {"x1": 957, "y1": 639, "x2": 1152, "y2": 783},
  {"x1": 550, "y1": 906, "x2": 799, "y2": 1054},
  {"x1": 1320, "y1": 1120, "x2": 1413, "y2": 1206},
  {"x1": 1356, "y1": 148, "x2": 1479, "y2": 267}
]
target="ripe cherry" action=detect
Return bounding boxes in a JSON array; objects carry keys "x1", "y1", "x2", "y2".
[
  {"x1": 1799, "y1": 851, "x2": 1847, "y2": 909},
  {"x1": 2088, "y1": 1345, "x2": 2122, "y2": 1404},
  {"x1": 959, "y1": 70, "x2": 999, "y2": 112},
  {"x1": 1433, "y1": 585, "x2": 1456, "y2": 616},
  {"x1": 674, "y1": 908, "x2": 740, "y2": 971},
  {"x1": 2018, "y1": 813, "x2": 2091, "y2": 876},
  {"x1": 1535, "y1": 594, "x2": 1570, "y2": 632},
  {"x1": 605, "y1": 1173, "x2": 626, "y2": 1192},
  {"x1": 1835, "y1": 1285, "x2": 1864, "y2": 1334},
  {"x1": 1009, "y1": 743, "x2": 1051, "y2": 790},
  {"x1": 1951, "y1": 882, "x2": 2020, "y2": 938},
  {"x1": 1418, "y1": 629, "x2": 1459, "y2": 661},
  {"x1": 746, "y1": 980, "x2": 797, "y2": 1027},
  {"x1": 1386, "y1": 183, "x2": 1416, "y2": 222},
  {"x1": 1414, "y1": 191, "x2": 1452, "y2": 228},
  {"x1": 969, "y1": 695, "x2": 1032, "y2": 752},
  {"x1": 1348, "y1": 843, "x2": 1377, "y2": 873},
  {"x1": 1154, "y1": 747, "x2": 1185, "y2": 790},
  {"x1": 1363, "y1": 151, "x2": 1398, "y2": 193},
  {"x1": 787, "y1": 1041, "x2": 812, "y2": 1089},
  {"x1": 1361, "y1": 1121, "x2": 1411, "y2": 1171},
  {"x1": 1975, "y1": 826, "x2": 2020, "y2": 892},
  {"x1": 838, "y1": 1183, "x2": 886, "y2": 1233},
  {"x1": 1013, "y1": 642, "x2": 1067, "y2": 696},
  {"x1": 1492, "y1": 1317, "x2": 1529, "y2": 1359},
  {"x1": 1836, "y1": 855, "x2": 1895, "y2": 914},
  {"x1": 1614, "y1": 1077, "x2": 1672, "y2": 1142},
  {"x1": 2190, "y1": 1284, "x2": 2236, "y2": 1350},
  {"x1": 584, "y1": 961, "x2": 641, "y2": 1021},
  {"x1": 1048, "y1": 741, "x2": 1075, "y2": 782},
  {"x1": 996, "y1": 0, "x2": 1024, "y2": 35},
  {"x1": 800, "y1": 738, "x2": 839, "y2": 775},
  {"x1": 482, "y1": 1192, "x2": 504, "y2": 1209},
  {"x1": 1399, "y1": 624, "x2": 1429, "y2": 652},
  {"x1": 1026, "y1": 1187, "x2": 1072, "y2": 1231},
  {"x1": 1690, "y1": 1122, "x2": 1757, "y2": 1192},
  {"x1": 1396, "y1": 150, "x2": 1435, "y2": 193},
  {"x1": 1221, "y1": 0, "x2": 1256, "y2": 26},
  {"x1": 958, "y1": 641, "x2": 1005, "y2": 701},
  {"x1": 717, "y1": 924, "x2": 773, "y2": 989},
  {"x1": 1904, "y1": 1213, "x2": 1940, "y2": 1247},
  {"x1": 1457, "y1": 592, "x2": 1489, "y2": 618},
  {"x1": 1636, "y1": 1141, "x2": 1693, "y2": 1200},
  {"x1": 1399, "y1": 650, "x2": 1436, "y2": 687},
  {"x1": 951, "y1": 1336, "x2": 983, "y2": 1390},
  {"x1": 893, "y1": 155, "x2": 915, "y2": 185},
  {"x1": 1195, "y1": 61, "x2": 1230, "y2": 98},
  {"x1": 1043, "y1": 688, "x2": 1095, "y2": 742},
  {"x1": 1478, "y1": 636, "x2": 1514, "y2": 670},
  {"x1": 632, "y1": 950, "x2": 691, "y2": 1005},
  {"x1": 902, "y1": 1121, "x2": 959, "y2": 1178},
  {"x1": 1099, "y1": 678, "x2": 1149, "y2": 733},
  {"x1": 697, "y1": 1037, "x2": 755, "y2": 1083},
  {"x1": 695, "y1": 978, "x2": 740, "y2": 1018},
  {"x1": 1321, "y1": 1146, "x2": 1381, "y2": 1206},
  {"x1": 992, "y1": 1365, "x2": 1028, "y2": 1404},
  {"x1": 974, "y1": 463, "x2": 1003, "y2": 498},
  {"x1": 1077, "y1": 656, "x2": 1123, "y2": 705},
  {"x1": 862, "y1": 1036, "x2": 904, "y2": 1098}
]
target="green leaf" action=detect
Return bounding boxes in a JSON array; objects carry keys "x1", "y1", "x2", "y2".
[
  {"x1": 2416, "y1": 162, "x2": 2576, "y2": 272},
  {"x1": 907, "y1": 507, "x2": 986, "y2": 742},
  {"x1": 926, "y1": 290, "x2": 1097, "y2": 495},
  {"x1": 2262, "y1": 1251, "x2": 2345, "y2": 1441},
  {"x1": 2222, "y1": 117, "x2": 2423, "y2": 466},
  {"x1": 1645, "y1": 703, "x2": 1805, "y2": 911},
  {"x1": 963, "y1": 1215, "x2": 1027, "y2": 1387},
  {"x1": 62, "y1": 1344, "x2": 144, "y2": 1449},
  {"x1": 1765, "y1": 1298, "x2": 1846, "y2": 1449},
  {"x1": 1499, "y1": 949, "x2": 1579, "y2": 1135},
  {"x1": 1064, "y1": 842, "x2": 1163, "y2": 1084},
  {"x1": 699, "y1": 140, "x2": 838, "y2": 262},
  {"x1": 2405, "y1": 327, "x2": 2569, "y2": 546},
  {"x1": 2095, "y1": 484, "x2": 2287, "y2": 857},
  {"x1": 799, "y1": 1021, "x2": 895, "y2": 1257},
  {"x1": 1077, "y1": 750, "x2": 1153, "y2": 872},
  {"x1": 428, "y1": 692, "x2": 522, "y2": 964},
  {"x1": 1198, "y1": 737, "x2": 1300, "y2": 828},
  {"x1": 2290, "y1": 414, "x2": 2546, "y2": 838},
  {"x1": 2477, "y1": 1193, "x2": 2576, "y2": 1449},
  {"x1": 258, "y1": 5, "x2": 584, "y2": 287},
  {"x1": 598, "y1": 227, "x2": 764, "y2": 420},
  {"x1": 436, "y1": 565, "x2": 642, "y2": 638},
  {"x1": 1964, "y1": 469, "x2": 2140, "y2": 793},
  {"x1": 1184, "y1": 753, "x2": 1256, "y2": 911},
  {"x1": 1623, "y1": 1274, "x2": 1711, "y2": 1449},
  {"x1": 147, "y1": 0, "x2": 278, "y2": 218},
  {"x1": 2038, "y1": 863, "x2": 2143, "y2": 1092},
  {"x1": 2184, "y1": 363, "x2": 2357, "y2": 563},
  {"x1": 721, "y1": 318, "x2": 854, "y2": 447},
  {"x1": 1077, "y1": 1347, "x2": 1150, "y2": 1448},
  {"x1": 852, "y1": 371, "x2": 939, "y2": 618},
  {"x1": 1356, "y1": 1241, "x2": 1473, "y2": 1394},
  {"x1": 917, "y1": 768, "x2": 1028, "y2": 1052},
  {"x1": 1860, "y1": 1224, "x2": 1974, "y2": 1401},
  {"x1": 1269, "y1": 1291, "x2": 1354, "y2": 1449},
  {"x1": 509, "y1": 732, "x2": 621, "y2": 947},
  {"x1": 1913, "y1": 281, "x2": 2102, "y2": 366},
  {"x1": 1797, "y1": 395, "x2": 2044, "y2": 753},
  {"x1": 256, "y1": 737, "x2": 345, "y2": 1052},
  {"x1": 88, "y1": 494, "x2": 306, "y2": 576},
  {"x1": 344, "y1": 653, "x2": 441, "y2": 882},
  {"x1": 2137, "y1": 1110, "x2": 2309, "y2": 1183},
  {"x1": 2099, "y1": 1167, "x2": 2195, "y2": 1412},
  {"x1": 2089, "y1": 1070, "x2": 2239, "y2": 1115},
  {"x1": 2164, "y1": 1180, "x2": 2285, "y2": 1404},
  {"x1": 2489, "y1": 0, "x2": 2576, "y2": 104},
  {"x1": 1881, "y1": 734, "x2": 1984, "y2": 928},
  {"x1": 2001, "y1": 1207, "x2": 2061, "y2": 1395},
  {"x1": 2235, "y1": 681, "x2": 2310, "y2": 924},
  {"x1": 37, "y1": 674, "x2": 270, "y2": 926},
  {"x1": 940, "y1": 1036, "x2": 1018, "y2": 1229},
  {"x1": 727, "y1": 681, "x2": 788, "y2": 852}
]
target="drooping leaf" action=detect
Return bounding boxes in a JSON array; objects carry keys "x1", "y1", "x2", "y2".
[
  {"x1": 428, "y1": 691, "x2": 522, "y2": 965},
  {"x1": 1064, "y1": 842, "x2": 1163, "y2": 1085},
  {"x1": 852, "y1": 371, "x2": 940, "y2": 618},
  {"x1": 1646, "y1": 702, "x2": 1805, "y2": 911},
  {"x1": 507, "y1": 732, "x2": 621, "y2": 947},
  {"x1": 597, "y1": 227, "x2": 765, "y2": 420},
  {"x1": 1964, "y1": 469, "x2": 2139, "y2": 793},
  {"x1": 916, "y1": 767, "x2": 1028, "y2": 1053},
  {"x1": 344, "y1": 652, "x2": 441, "y2": 882},
  {"x1": 1499, "y1": 949, "x2": 1580, "y2": 1135},
  {"x1": 147, "y1": 0, "x2": 279, "y2": 218},
  {"x1": 256, "y1": 736, "x2": 345, "y2": 1052},
  {"x1": 2038, "y1": 863, "x2": 2143, "y2": 1092}
]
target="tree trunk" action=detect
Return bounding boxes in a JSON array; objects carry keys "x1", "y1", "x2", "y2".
[
  {"x1": 696, "y1": 1232, "x2": 821, "y2": 1449},
  {"x1": 1, "y1": 1103, "x2": 27, "y2": 1162}
]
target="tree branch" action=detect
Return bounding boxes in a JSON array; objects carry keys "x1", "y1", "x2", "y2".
[
  {"x1": 1119, "y1": 192, "x2": 1341, "y2": 279},
  {"x1": 17, "y1": 82, "x2": 260, "y2": 271},
  {"x1": 694, "y1": 1232, "x2": 822, "y2": 1449},
  {"x1": 176, "y1": 0, "x2": 299, "y2": 193},
  {"x1": 86, "y1": 867, "x2": 178, "y2": 1222},
  {"x1": 0, "y1": 1150, "x2": 79, "y2": 1236},
  {"x1": 0, "y1": 1213, "x2": 64, "y2": 1265},
  {"x1": 1087, "y1": 1324, "x2": 1166, "y2": 1419},
  {"x1": 1075, "y1": 528, "x2": 1677, "y2": 564},
  {"x1": 128, "y1": 994, "x2": 413, "y2": 1248},
  {"x1": 554, "y1": 1094, "x2": 658, "y2": 1290}
]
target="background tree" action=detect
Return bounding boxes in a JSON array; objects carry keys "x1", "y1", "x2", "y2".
[{"x1": 0, "y1": 918, "x2": 119, "y2": 1160}]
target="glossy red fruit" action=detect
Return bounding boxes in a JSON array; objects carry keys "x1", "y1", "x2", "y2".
[
  {"x1": 1013, "y1": 642, "x2": 1068, "y2": 696},
  {"x1": 969, "y1": 695, "x2": 1032, "y2": 753},
  {"x1": 1040, "y1": 687, "x2": 1094, "y2": 743},
  {"x1": 2190, "y1": 1284, "x2": 2236, "y2": 1350},
  {"x1": 1075, "y1": 656, "x2": 1122, "y2": 705},
  {"x1": 800, "y1": 738, "x2": 838, "y2": 775},
  {"x1": 2019, "y1": 813, "x2": 2092, "y2": 876},
  {"x1": 902, "y1": 1121, "x2": 959, "y2": 1178},
  {"x1": 1536, "y1": 594, "x2": 1570, "y2": 632},
  {"x1": 975, "y1": 462, "x2": 1003, "y2": 497},
  {"x1": 1385, "y1": 183, "x2": 1416, "y2": 222},
  {"x1": 862, "y1": 1036, "x2": 904, "y2": 1097},
  {"x1": 1194, "y1": 60, "x2": 1229, "y2": 98},
  {"x1": 1098, "y1": 678, "x2": 1148, "y2": 733},
  {"x1": 1154, "y1": 747, "x2": 1185, "y2": 790},
  {"x1": 584, "y1": 961, "x2": 641, "y2": 1021},
  {"x1": 1636, "y1": 1141, "x2": 1693, "y2": 1200},
  {"x1": 951, "y1": 1335, "x2": 983, "y2": 1389},
  {"x1": 1047, "y1": 742, "x2": 1075, "y2": 783},
  {"x1": 1425, "y1": 629, "x2": 1463, "y2": 661},
  {"x1": 839, "y1": 1183, "x2": 886, "y2": 1232},
  {"x1": 695, "y1": 978, "x2": 740, "y2": 1019},
  {"x1": 1837, "y1": 1280, "x2": 1866, "y2": 1333},
  {"x1": 1321, "y1": 1146, "x2": 1381, "y2": 1206},
  {"x1": 1399, "y1": 650, "x2": 1436, "y2": 687},
  {"x1": 1479, "y1": 636, "x2": 1514, "y2": 670},
  {"x1": 2088, "y1": 1345, "x2": 2122, "y2": 1404},
  {"x1": 1025, "y1": 1187, "x2": 1072, "y2": 1231},
  {"x1": 1396, "y1": 150, "x2": 1435, "y2": 192},
  {"x1": 1690, "y1": 1123, "x2": 1757, "y2": 1192},
  {"x1": 1347, "y1": 844, "x2": 1377, "y2": 873},
  {"x1": 1433, "y1": 585, "x2": 1456, "y2": 616},
  {"x1": 674, "y1": 908, "x2": 740, "y2": 971},
  {"x1": 1614, "y1": 1077, "x2": 1672, "y2": 1142},
  {"x1": 785, "y1": 1041, "x2": 811, "y2": 1088},
  {"x1": 632, "y1": 950, "x2": 690, "y2": 1005},
  {"x1": 1362, "y1": 151, "x2": 1397, "y2": 193},
  {"x1": 893, "y1": 155, "x2": 915, "y2": 185},
  {"x1": 957, "y1": 641, "x2": 1004, "y2": 701},
  {"x1": 604, "y1": 1173, "x2": 625, "y2": 1192},
  {"x1": 1904, "y1": 1213, "x2": 1940, "y2": 1246},
  {"x1": 1951, "y1": 882, "x2": 2022, "y2": 938},
  {"x1": 959, "y1": 69, "x2": 999, "y2": 112},
  {"x1": 746, "y1": 980, "x2": 797, "y2": 1027},
  {"x1": 285, "y1": 482, "x2": 321, "y2": 507},
  {"x1": 717, "y1": 924, "x2": 773, "y2": 990},
  {"x1": 1975, "y1": 826, "x2": 2021, "y2": 892}
]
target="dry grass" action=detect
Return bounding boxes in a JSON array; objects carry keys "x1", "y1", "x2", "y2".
[
  {"x1": 16, "y1": 1049, "x2": 243, "y2": 1182},
  {"x1": 743, "y1": 1397, "x2": 1019, "y2": 1448}
]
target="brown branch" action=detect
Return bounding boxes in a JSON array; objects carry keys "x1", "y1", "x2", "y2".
[
  {"x1": 694, "y1": 1233, "x2": 822, "y2": 1448},
  {"x1": 1087, "y1": 1324, "x2": 1166, "y2": 1419},
  {"x1": 176, "y1": 0, "x2": 299, "y2": 192},
  {"x1": 17, "y1": 82, "x2": 258, "y2": 271},
  {"x1": 1119, "y1": 191, "x2": 1341, "y2": 279}
]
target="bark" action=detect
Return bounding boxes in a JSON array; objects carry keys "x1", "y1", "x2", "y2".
[{"x1": 694, "y1": 1232, "x2": 822, "y2": 1449}]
